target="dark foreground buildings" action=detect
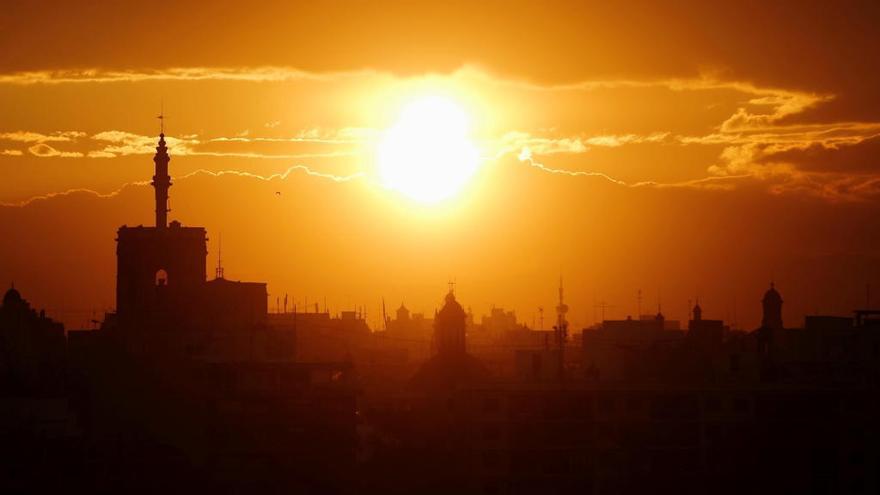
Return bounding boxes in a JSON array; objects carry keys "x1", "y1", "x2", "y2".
[
  {"x1": 2, "y1": 133, "x2": 356, "y2": 493},
  {"x1": 3, "y1": 132, "x2": 880, "y2": 494}
]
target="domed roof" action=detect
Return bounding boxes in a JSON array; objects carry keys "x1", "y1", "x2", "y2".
[
  {"x1": 763, "y1": 282, "x2": 783, "y2": 303},
  {"x1": 3, "y1": 283, "x2": 22, "y2": 306},
  {"x1": 438, "y1": 291, "x2": 465, "y2": 318}
]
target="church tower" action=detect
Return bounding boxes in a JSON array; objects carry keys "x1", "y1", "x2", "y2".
[
  {"x1": 115, "y1": 133, "x2": 207, "y2": 330},
  {"x1": 152, "y1": 132, "x2": 171, "y2": 228}
]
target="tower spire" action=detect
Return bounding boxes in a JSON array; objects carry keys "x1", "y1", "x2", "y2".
[
  {"x1": 151, "y1": 114, "x2": 171, "y2": 229},
  {"x1": 157, "y1": 101, "x2": 165, "y2": 135}
]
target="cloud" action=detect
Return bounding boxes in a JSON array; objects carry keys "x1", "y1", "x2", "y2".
[
  {"x1": 1, "y1": 165, "x2": 363, "y2": 208},
  {"x1": 1, "y1": 66, "x2": 878, "y2": 201},
  {"x1": 1, "y1": 149, "x2": 23, "y2": 156},
  {"x1": 496, "y1": 131, "x2": 670, "y2": 162},
  {"x1": 91, "y1": 131, "x2": 198, "y2": 156},
  {"x1": 27, "y1": 143, "x2": 83, "y2": 158},
  {"x1": 87, "y1": 150, "x2": 116, "y2": 158},
  {"x1": 208, "y1": 127, "x2": 374, "y2": 145},
  {"x1": 585, "y1": 133, "x2": 669, "y2": 147},
  {"x1": 0, "y1": 67, "x2": 357, "y2": 85},
  {"x1": 720, "y1": 92, "x2": 831, "y2": 132},
  {"x1": 757, "y1": 135, "x2": 880, "y2": 174},
  {"x1": 0, "y1": 131, "x2": 85, "y2": 143}
]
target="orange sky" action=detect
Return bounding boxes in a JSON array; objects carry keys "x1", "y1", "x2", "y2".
[{"x1": 1, "y1": 1, "x2": 879, "y2": 329}]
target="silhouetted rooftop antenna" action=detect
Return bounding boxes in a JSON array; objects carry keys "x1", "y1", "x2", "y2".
[
  {"x1": 594, "y1": 301, "x2": 614, "y2": 321},
  {"x1": 732, "y1": 295, "x2": 738, "y2": 328},
  {"x1": 538, "y1": 306, "x2": 544, "y2": 330},
  {"x1": 657, "y1": 288, "x2": 662, "y2": 315},
  {"x1": 215, "y1": 233, "x2": 224, "y2": 279},
  {"x1": 637, "y1": 288, "x2": 642, "y2": 316},
  {"x1": 555, "y1": 276, "x2": 569, "y2": 381}
]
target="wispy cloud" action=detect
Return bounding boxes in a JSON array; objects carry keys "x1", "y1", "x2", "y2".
[
  {"x1": 28, "y1": 143, "x2": 83, "y2": 158},
  {"x1": 207, "y1": 127, "x2": 375, "y2": 145},
  {"x1": 1, "y1": 65, "x2": 877, "y2": 200},
  {"x1": 0, "y1": 131, "x2": 85, "y2": 143},
  {"x1": 91, "y1": 130, "x2": 198, "y2": 156},
  {"x1": 0, "y1": 67, "x2": 354, "y2": 85},
  {"x1": 1, "y1": 165, "x2": 364, "y2": 208}
]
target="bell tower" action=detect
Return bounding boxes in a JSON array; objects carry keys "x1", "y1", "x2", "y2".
[
  {"x1": 152, "y1": 131, "x2": 171, "y2": 229},
  {"x1": 115, "y1": 131, "x2": 207, "y2": 330}
]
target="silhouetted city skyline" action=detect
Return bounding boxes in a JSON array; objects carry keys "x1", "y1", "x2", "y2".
[{"x1": 3, "y1": 3, "x2": 880, "y2": 493}]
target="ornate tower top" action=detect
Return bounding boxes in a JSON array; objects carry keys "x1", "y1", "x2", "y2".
[
  {"x1": 435, "y1": 290, "x2": 466, "y2": 357},
  {"x1": 152, "y1": 131, "x2": 172, "y2": 229}
]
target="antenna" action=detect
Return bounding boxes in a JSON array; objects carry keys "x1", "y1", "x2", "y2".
[
  {"x1": 657, "y1": 287, "x2": 662, "y2": 315},
  {"x1": 555, "y1": 276, "x2": 569, "y2": 382},
  {"x1": 215, "y1": 233, "x2": 224, "y2": 279},
  {"x1": 637, "y1": 288, "x2": 642, "y2": 317},
  {"x1": 157, "y1": 100, "x2": 166, "y2": 135},
  {"x1": 732, "y1": 295, "x2": 738, "y2": 329},
  {"x1": 594, "y1": 301, "x2": 615, "y2": 321}
]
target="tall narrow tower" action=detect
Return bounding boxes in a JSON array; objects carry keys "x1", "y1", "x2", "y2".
[
  {"x1": 555, "y1": 277, "x2": 569, "y2": 380},
  {"x1": 152, "y1": 132, "x2": 171, "y2": 228}
]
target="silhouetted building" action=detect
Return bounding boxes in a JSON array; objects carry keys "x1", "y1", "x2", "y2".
[
  {"x1": 111, "y1": 133, "x2": 271, "y2": 360},
  {"x1": 0, "y1": 284, "x2": 66, "y2": 394},
  {"x1": 59, "y1": 131, "x2": 357, "y2": 492},
  {"x1": 762, "y1": 282, "x2": 784, "y2": 330},
  {"x1": 582, "y1": 314, "x2": 686, "y2": 382},
  {"x1": 410, "y1": 290, "x2": 489, "y2": 390}
]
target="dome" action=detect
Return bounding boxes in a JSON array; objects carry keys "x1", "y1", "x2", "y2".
[
  {"x1": 692, "y1": 301, "x2": 703, "y2": 320},
  {"x1": 439, "y1": 291, "x2": 465, "y2": 318},
  {"x1": 3, "y1": 284, "x2": 22, "y2": 306},
  {"x1": 763, "y1": 282, "x2": 783, "y2": 303}
]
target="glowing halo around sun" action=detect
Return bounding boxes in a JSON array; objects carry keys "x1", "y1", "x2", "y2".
[{"x1": 375, "y1": 96, "x2": 480, "y2": 204}]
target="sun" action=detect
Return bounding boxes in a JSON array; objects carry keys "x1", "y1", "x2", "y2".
[{"x1": 376, "y1": 96, "x2": 480, "y2": 204}]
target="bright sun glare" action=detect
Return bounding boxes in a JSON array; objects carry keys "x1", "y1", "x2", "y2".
[{"x1": 376, "y1": 96, "x2": 480, "y2": 204}]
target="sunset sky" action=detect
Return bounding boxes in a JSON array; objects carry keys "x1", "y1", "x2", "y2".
[{"x1": 2, "y1": 1, "x2": 879, "y2": 330}]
